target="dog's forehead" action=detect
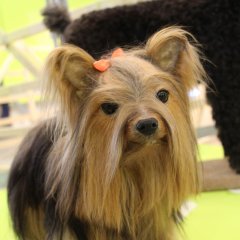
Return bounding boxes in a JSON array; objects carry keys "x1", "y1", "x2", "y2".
[
  {"x1": 103, "y1": 56, "x2": 160, "y2": 86},
  {"x1": 113, "y1": 56, "x2": 158, "y2": 77}
]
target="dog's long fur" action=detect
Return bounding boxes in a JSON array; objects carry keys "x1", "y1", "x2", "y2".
[{"x1": 8, "y1": 27, "x2": 206, "y2": 240}]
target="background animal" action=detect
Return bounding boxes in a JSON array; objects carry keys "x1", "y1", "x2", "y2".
[{"x1": 43, "y1": 0, "x2": 240, "y2": 173}]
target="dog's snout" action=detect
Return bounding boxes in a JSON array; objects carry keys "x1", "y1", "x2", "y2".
[{"x1": 136, "y1": 118, "x2": 158, "y2": 136}]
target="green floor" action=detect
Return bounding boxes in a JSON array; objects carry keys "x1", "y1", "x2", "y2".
[
  {"x1": 0, "y1": 190, "x2": 15, "y2": 240},
  {"x1": 0, "y1": 144, "x2": 240, "y2": 239},
  {"x1": 184, "y1": 191, "x2": 240, "y2": 240}
]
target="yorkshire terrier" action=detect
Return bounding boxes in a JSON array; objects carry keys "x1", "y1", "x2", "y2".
[{"x1": 8, "y1": 27, "x2": 206, "y2": 240}]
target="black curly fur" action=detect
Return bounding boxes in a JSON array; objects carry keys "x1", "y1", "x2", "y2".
[
  {"x1": 42, "y1": 5, "x2": 71, "y2": 34},
  {"x1": 42, "y1": 0, "x2": 240, "y2": 172}
]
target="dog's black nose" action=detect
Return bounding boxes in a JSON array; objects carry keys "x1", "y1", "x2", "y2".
[{"x1": 136, "y1": 118, "x2": 158, "y2": 136}]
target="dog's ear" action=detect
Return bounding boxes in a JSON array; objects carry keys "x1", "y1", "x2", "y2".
[
  {"x1": 45, "y1": 44, "x2": 96, "y2": 99},
  {"x1": 145, "y1": 27, "x2": 207, "y2": 90},
  {"x1": 44, "y1": 45, "x2": 96, "y2": 126}
]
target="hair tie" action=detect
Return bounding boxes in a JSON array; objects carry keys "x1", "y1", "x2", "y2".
[
  {"x1": 93, "y1": 59, "x2": 110, "y2": 72},
  {"x1": 93, "y1": 48, "x2": 124, "y2": 72},
  {"x1": 111, "y1": 48, "x2": 124, "y2": 58}
]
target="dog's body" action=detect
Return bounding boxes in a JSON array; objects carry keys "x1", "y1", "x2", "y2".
[
  {"x1": 43, "y1": 0, "x2": 240, "y2": 172},
  {"x1": 8, "y1": 27, "x2": 206, "y2": 239},
  {"x1": 8, "y1": 121, "x2": 89, "y2": 239}
]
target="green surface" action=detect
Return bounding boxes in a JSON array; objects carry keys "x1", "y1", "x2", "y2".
[
  {"x1": 198, "y1": 144, "x2": 224, "y2": 161},
  {"x1": 0, "y1": 190, "x2": 15, "y2": 240},
  {"x1": 185, "y1": 191, "x2": 240, "y2": 240}
]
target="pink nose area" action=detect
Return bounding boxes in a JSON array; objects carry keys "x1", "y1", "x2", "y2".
[{"x1": 136, "y1": 118, "x2": 158, "y2": 136}]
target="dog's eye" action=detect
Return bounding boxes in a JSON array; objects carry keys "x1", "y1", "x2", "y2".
[
  {"x1": 101, "y1": 103, "x2": 119, "y2": 115},
  {"x1": 156, "y1": 89, "x2": 169, "y2": 103}
]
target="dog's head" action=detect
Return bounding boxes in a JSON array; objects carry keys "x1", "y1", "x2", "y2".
[{"x1": 45, "y1": 27, "x2": 206, "y2": 224}]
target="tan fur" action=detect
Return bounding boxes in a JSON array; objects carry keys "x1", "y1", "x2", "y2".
[
  {"x1": 24, "y1": 208, "x2": 77, "y2": 240},
  {"x1": 146, "y1": 26, "x2": 207, "y2": 90},
  {"x1": 24, "y1": 208, "x2": 45, "y2": 240},
  {"x1": 40, "y1": 27, "x2": 207, "y2": 239}
]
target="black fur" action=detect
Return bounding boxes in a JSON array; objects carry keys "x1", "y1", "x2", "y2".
[
  {"x1": 8, "y1": 122, "x2": 49, "y2": 237},
  {"x1": 42, "y1": 5, "x2": 71, "y2": 34},
  {"x1": 7, "y1": 121, "x2": 87, "y2": 239},
  {"x1": 42, "y1": 0, "x2": 240, "y2": 172}
]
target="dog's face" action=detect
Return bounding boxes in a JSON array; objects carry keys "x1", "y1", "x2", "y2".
[
  {"x1": 91, "y1": 55, "x2": 181, "y2": 149},
  {"x1": 97, "y1": 56, "x2": 168, "y2": 141},
  {"x1": 45, "y1": 28, "x2": 206, "y2": 224}
]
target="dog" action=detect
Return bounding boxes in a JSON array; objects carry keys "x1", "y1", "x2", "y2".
[
  {"x1": 8, "y1": 27, "x2": 206, "y2": 240},
  {"x1": 42, "y1": 0, "x2": 240, "y2": 173}
]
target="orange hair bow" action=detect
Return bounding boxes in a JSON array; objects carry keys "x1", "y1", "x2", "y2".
[{"x1": 93, "y1": 48, "x2": 124, "y2": 72}]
